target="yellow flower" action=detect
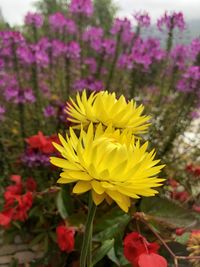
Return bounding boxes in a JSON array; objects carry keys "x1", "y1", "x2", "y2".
[
  {"x1": 187, "y1": 231, "x2": 200, "y2": 267},
  {"x1": 66, "y1": 90, "x2": 151, "y2": 135},
  {"x1": 50, "y1": 123, "x2": 165, "y2": 212}
]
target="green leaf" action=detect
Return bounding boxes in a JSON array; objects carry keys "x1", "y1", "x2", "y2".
[
  {"x1": 141, "y1": 197, "x2": 200, "y2": 228},
  {"x1": 94, "y1": 213, "x2": 130, "y2": 241},
  {"x1": 92, "y1": 239, "x2": 114, "y2": 266},
  {"x1": 191, "y1": 181, "x2": 200, "y2": 197},
  {"x1": 95, "y1": 207, "x2": 129, "y2": 232},
  {"x1": 29, "y1": 233, "x2": 46, "y2": 248},
  {"x1": 67, "y1": 212, "x2": 87, "y2": 227},
  {"x1": 49, "y1": 231, "x2": 57, "y2": 243},
  {"x1": 56, "y1": 189, "x2": 69, "y2": 219},
  {"x1": 175, "y1": 232, "x2": 190, "y2": 245},
  {"x1": 43, "y1": 234, "x2": 49, "y2": 252},
  {"x1": 107, "y1": 247, "x2": 121, "y2": 266},
  {"x1": 12, "y1": 221, "x2": 21, "y2": 229},
  {"x1": 9, "y1": 258, "x2": 18, "y2": 267}
]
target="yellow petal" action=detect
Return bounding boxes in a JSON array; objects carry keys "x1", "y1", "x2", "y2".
[
  {"x1": 92, "y1": 190, "x2": 105, "y2": 205},
  {"x1": 73, "y1": 181, "x2": 92, "y2": 194}
]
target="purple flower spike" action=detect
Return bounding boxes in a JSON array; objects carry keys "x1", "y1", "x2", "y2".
[
  {"x1": 43, "y1": 105, "x2": 56, "y2": 118},
  {"x1": 157, "y1": 12, "x2": 185, "y2": 31},
  {"x1": 69, "y1": 0, "x2": 93, "y2": 17},
  {"x1": 134, "y1": 12, "x2": 151, "y2": 27},
  {"x1": 25, "y1": 12, "x2": 43, "y2": 28}
]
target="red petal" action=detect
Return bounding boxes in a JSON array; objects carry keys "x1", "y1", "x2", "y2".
[
  {"x1": 10, "y1": 175, "x2": 22, "y2": 185},
  {"x1": 138, "y1": 253, "x2": 168, "y2": 267}
]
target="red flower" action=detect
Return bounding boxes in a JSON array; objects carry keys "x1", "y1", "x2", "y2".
[
  {"x1": 26, "y1": 131, "x2": 59, "y2": 154},
  {"x1": 192, "y1": 205, "x2": 200, "y2": 213},
  {"x1": 0, "y1": 175, "x2": 34, "y2": 228},
  {"x1": 168, "y1": 178, "x2": 179, "y2": 188},
  {"x1": 5, "y1": 175, "x2": 23, "y2": 195},
  {"x1": 56, "y1": 225, "x2": 75, "y2": 253},
  {"x1": 186, "y1": 164, "x2": 200, "y2": 176},
  {"x1": 172, "y1": 191, "x2": 189, "y2": 202},
  {"x1": 0, "y1": 209, "x2": 13, "y2": 227},
  {"x1": 138, "y1": 253, "x2": 167, "y2": 267},
  {"x1": 175, "y1": 228, "x2": 185, "y2": 236},
  {"x1": 123, "y1": 232, "x2": 167, "y2": 267},
  {"x1": 26, "y1": 177, "x2": 37, "y2": 192},
  {"x1": 12, "y1": 192, "x2": 33, "y2": 221}
]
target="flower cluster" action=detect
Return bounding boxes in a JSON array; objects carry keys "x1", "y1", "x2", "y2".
[
  {"x1": 168, "y1": 178, "x2": 189, "y2": 202},
  {"x1": 56, "y1": 224, "x2": 75, "y2": 253},
  {"x1": 186, "y1": 164, "x2": 200, "y2": 177},
  {"x1": 134, "y1": 12, "x2": 151, "y2": 28},
  {"x1": 69, "y1": 0, "x2": 93, "y2": 17},
  {"x1": 177, "y1": 66, "x2": 200, "y2": 94},
  {"x1": 0, "y1": 175, "x2": 36, "y2": 227},
  {"x1": 157, "y1": 12, "x2": 185, "y2": 31},
  {"x1": 123, "y1": 232, "x2": 167, "y2": 267},
  {"x1": 187, "y1": 230, "x2": 200, "y2": 267},
  {"x1": 24, "y1": 12, "x2": 43, "y2": 28},
  {"x1": 21, "y1": 131, "x2": 59, "y2": 167}
]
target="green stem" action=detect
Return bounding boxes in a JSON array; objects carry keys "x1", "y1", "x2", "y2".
[
  {"x1": 12, "y1": 42, "x2": 26, "y2": 146},
  {"x1": 106, "y1": 31, "x2": 121, "y2": 90},
  {"x1": 80, "y1": 195, "x2": 96, "y2": 267}
]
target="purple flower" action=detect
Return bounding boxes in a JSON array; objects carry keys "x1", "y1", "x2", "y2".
[
  {"x1": 65, "y1": 41, "x2": 81, "y2": 59},
  {"x1": 0, "y1": 105, "x2": 5, "y2": 121},
  {"x1": 51, "y1": 40, "x2": 66, "y2": 57},
  {"x1": 102, "y1": 39, "x2": 116, "y2": 56},
  {"x1": 40, "y1": 83, "x2": 51, "y2": 97},
  {"x1": 189, "y1": 38, "x2": 200, "y2": 62},
  {"x1": 43, "y1": 105, "x2": 56, "y2": 117},
  {"x1": 84, "y1": 58, "x2": 97, "y2": 73},
  {"x1": 118, "y1": 54, "x2": 132, "y2": 69},
  {"x1": 134, "y1": 12, "x2": 151, "y2": 27},
  {"x1": 65, "y1": 18, "x2": 77, "y2": 34},
  {"x1": 17, "y1": 43, "x2": 34, "y2": 64},
  {"x1": 73, "y1": 77, "x2": 103, "y2": 91},
  {"x1": 127, "y1": 37, "x2": 165, "y2": 70},
  {"x1": 23, "y1": 89, "x2": 36, "y2": 103},
  {"x1": 83, "y1": 26, "x2": 104, "y2": 51},
  {"x1": 21, "y1": 151, "x2": 50, "y2": 167},
  {"x1": 111, "y1": 18, "x2": 133, "y2": 44},
  {"x1": 0, "y1": 59, "x2": 4, "y2": 70},
  {"x1": 30, "y1": 43, "x2": 49, "y2": 67},
  {"x1": 4, "y1": 87, "x2": 35, "y2": 104},
  {"x1": 4, "y1": 87, "x2": 19, "y2": 102},
  {"x1": 49, "y1": 12, "x2": 66, "y2": 30},
  {"x1": 25, "y1": 12, "x2": 43, "y2": 28},
  {"x1": 49, "y1": 13, "x2": 77, "y2": 33},
  {"x1": 170, "y1": 44, "x2": 189, "y2": 69},
  {"x1": 177, "y1": 66, "x2": 200, "y2": 93},
  {"x1": 157, "y1": 12, "x2": 185, "y2": 31},
  {"x1": 69, "y1": 0, "x2": 93, "y2": 17},
  {"x1": 190, "y1": 110, "x2": 200, "y2": 119}
]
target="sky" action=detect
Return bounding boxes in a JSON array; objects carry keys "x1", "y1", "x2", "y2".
[{"x1": 0, "y1": 0, "x2": 200, "y2": 26}]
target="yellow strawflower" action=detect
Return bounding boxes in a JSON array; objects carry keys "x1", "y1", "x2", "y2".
[
  {"x1": 50, "y1": 123, "x2": 165, "y2": 212},
  {"x1": 187, "y1": 230, "x2": 200, "y2": 267},
  {"x1": 66, "y1": 90, "x2": 151, "y2": 135}
]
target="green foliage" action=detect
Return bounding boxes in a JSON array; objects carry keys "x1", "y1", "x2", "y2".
[
  {"x1": 92, "y1": 239, "x2": 114, "y2": 266},
  {"x1": 94, "y1": 208, "x2": 131, "y2": 241},
  {"x1": 93, "y1": 0, "x2": 118, "y2": 32},
  {"x1": 141, "y1": 197, "x2": 200, "y2": 228},
  {"x1": 35, "y1": 0, "x2": 68, "y2": 15}
]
